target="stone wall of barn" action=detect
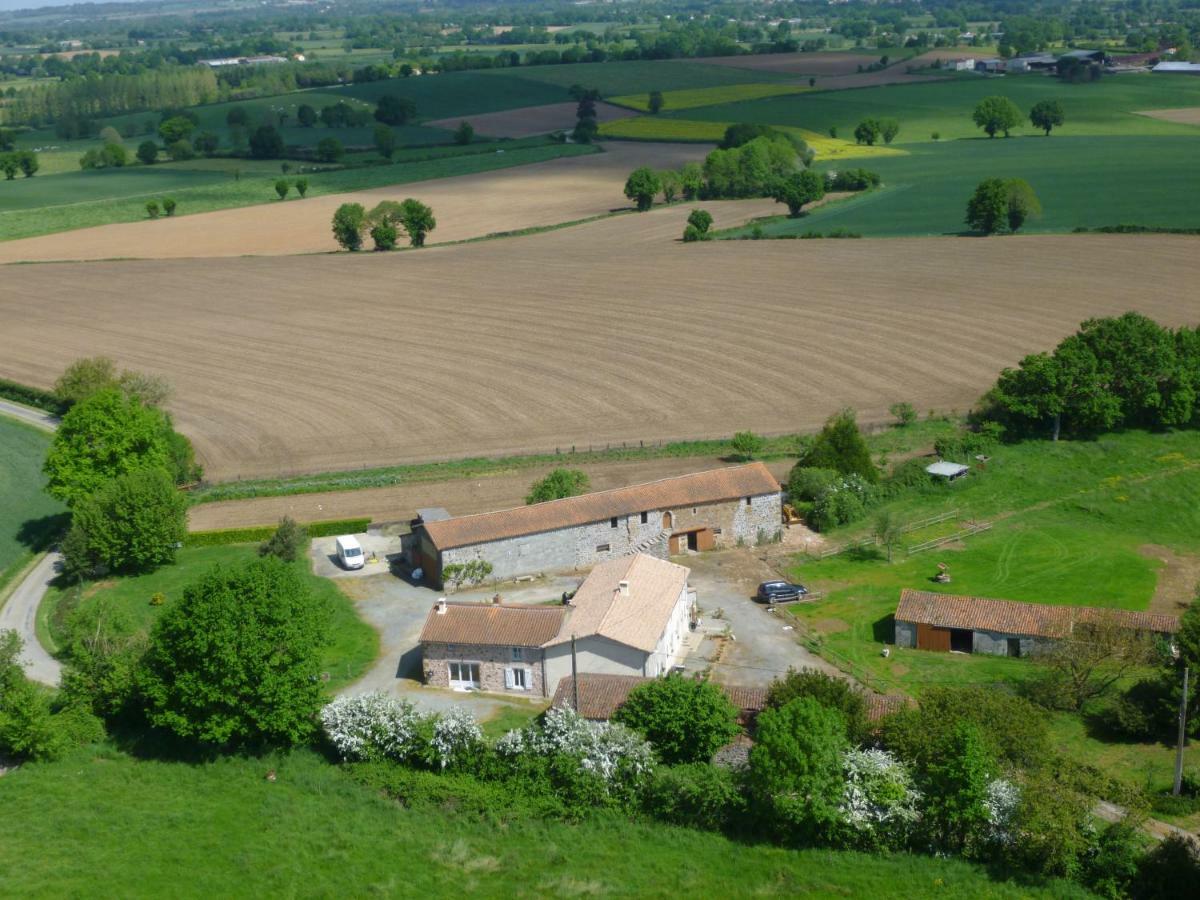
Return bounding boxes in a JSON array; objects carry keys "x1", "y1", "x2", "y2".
[
  {"x1": 421, "y1": 641, "x2": 549, "y2": 697},
  {"x1": 437, "y1": 492, "x2": 783, "y2": 585},
  {"x1": 894, "y1": 620, "x2": 917, "y2": 648}
]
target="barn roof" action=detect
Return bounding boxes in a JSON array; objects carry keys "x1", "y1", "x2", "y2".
[
  {"x1": 418, "y1": 600, "x2": 567, "y2": 648},
  {"x1": 420, "y1": 463, "x2": 780, "y2": 550},
  {"x1": 896, "y1": 589, "x2": 1179, "y2": 639},
  {"x1": 547, "y1": 553, "x2": 690, "y2": 652}
]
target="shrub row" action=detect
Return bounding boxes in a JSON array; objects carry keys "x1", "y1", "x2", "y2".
[
  {"x1": 183, "y1": 517, "x2": 371, "y2": 547},
  {"x1": 1073, "y1": 224, "x2": 1200, "y2": 235},
  {"x1": 0, "y1": 377, "x2": 70, "y2": 416}
]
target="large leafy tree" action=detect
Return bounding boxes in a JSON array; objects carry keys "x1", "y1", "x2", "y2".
[
  {"x1": 526, "y1": 468, "x2": 590, "y2": 504},
  {"x1": 771, "y1": 168, "x2": 825, "y2": 217},
  {"x1": 801, "y1": 408, "x2": 878, "y2": 483},
  {"x1": 331, "y1": 202, "x2": 366, "y2": 251},
  {"x1": 624, "y1": 166, "x2": 662, "y2": 211},
  {"x1": 614, "y1": 677, "x2": 739, "y2": 764},
  {"x1": 1004, "y1": 178, "x2": 1041, "y2": 232},
  {"x1": 922, "y1": 722, "x2": 996, "y2": 856},
  {"x1": 44, "y1": 389, "x2": 171, "y2": 506},
  {"x1": 766, "y1": 667, "x2": 869, "y2": 742},
  {"x1": 65, "y1": 468, "x2": 187, "y2": 574},
  {"x1": 397, "y1": 198, "x2": 436, "y2": 247},
  {"x1": 139, "y1": 557, "x2": 331, "y2": 748},
  {"x1": 374, "y1": 94, "x2": 416, "y2": 125},
  {"x1": 965, "y1": 177, "x2": 1009, "y2": 234},
  {"x1": 972, "y1": 95, "x2": 1022, "y2": 138},
  {"x1": 748, "y1": 697, "x2": 847, "y2": 842},
  {"x1": 1029, "y1": 99, "x2": 1065, "y2": 136}
]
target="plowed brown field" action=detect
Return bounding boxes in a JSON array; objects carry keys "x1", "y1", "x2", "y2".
[
  {"x1": 424, "y1": 101, "x2": 637, "y2": 138},
  {"x1": 1136, "y1": 107, "x2": 1200, "y2": 126},
  {"x1": 695, "y1": 49, "x2": 969, "y2": 88},
  {"x1": 1, "y1": 216, "x2": 1194, "y2": 484},
  {"x1": 0, "y1": 142, "x2": 702, "y2": 264}
]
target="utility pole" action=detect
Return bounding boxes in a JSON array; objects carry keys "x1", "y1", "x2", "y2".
[
  {"x1": 571, "y1": 633, "x2": 579, "y2": 713},
  {"x1": 1173, "y1": 665, "x2": 1189, "y2": 797}
]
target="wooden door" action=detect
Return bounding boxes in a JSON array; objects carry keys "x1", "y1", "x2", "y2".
[{"x1": 916, "y1": 622, "x2": 952, "y2": 652}]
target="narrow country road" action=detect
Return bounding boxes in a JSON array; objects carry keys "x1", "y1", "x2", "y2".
[
  {"x1": 0, "y1": 553, "x2": 63, "y2": 686},
  {"x1": 0, "y1": 398, "x2": 58, "y2": 432},
  {"x1": 0, "y1": 400, "x2": 62, "y2": 685}
]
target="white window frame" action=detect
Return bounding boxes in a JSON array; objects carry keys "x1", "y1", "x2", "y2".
[
  {"x1": 505, "y1": 666, "x2": 530, "y2": 691},
  {"x1": 511, "y1": 647, "x2": 524, "y2": 662},
  {"x1": 447, "y1": 661, "x2": 481, "y2": 689}
]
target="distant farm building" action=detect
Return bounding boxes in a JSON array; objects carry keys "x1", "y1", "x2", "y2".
[
  {"x1": 199, "y1": 55, "x2": 289, "y2": 68},
  {"x1": 950, "y1": 58, "x2": 976, "y2": 71},
  {"x1": 894, "y1": 589, "x2": 1179, "y2": 657},
  {"x1": 419, "y1": 553, "x2": 695, "y2": 697},
  {"x1": 1007, "y1": 53, "x2": 1058, "y2": 73},
  {"x1": 410, "y1": 463, "x2": 782, "y2": 587},
  {"x1": 1153, "y1": 61, "x2": 1200, "y2": 74}
]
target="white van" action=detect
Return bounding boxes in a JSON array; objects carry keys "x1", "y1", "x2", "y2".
[{"x1": 335, "y1": 535, "x2": 365, "y2": 570}]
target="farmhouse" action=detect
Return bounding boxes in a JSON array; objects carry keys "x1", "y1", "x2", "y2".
[
  {"x1": 411, "y1": 463, "x2": 782, "y2": 587},
  {"x1": 894, "y1": 589, "x2": 1179, "y2": 657},
  {"x1": 419, "y1": 553, "x2": 695, "y2": 697},
  {"x1": 1153, "y1": 61, "x2": 1200, "y2": 74}
]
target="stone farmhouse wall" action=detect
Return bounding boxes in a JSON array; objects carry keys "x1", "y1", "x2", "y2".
[
  {"x1": 421, "y1": 641, "x2": 549, "y2": 697},
  {"x1": 895, "y1": 620, "x2": 1049, "y2": 658},
  {"x1": 440, "y1": 492, "x2": 782, "y2": 584}
]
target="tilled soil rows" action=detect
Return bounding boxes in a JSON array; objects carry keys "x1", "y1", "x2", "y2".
[{"x1": 1, "y1": 215, "x2": 1194, "y2": 484}]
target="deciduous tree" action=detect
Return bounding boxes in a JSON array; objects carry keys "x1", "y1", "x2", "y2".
[
  {"x1": 249, "y1": 125, "x2": 284, "y2": 159},
  {"x1": 526, "y1": 468, "x2": 589, "y2": 504},
  {"x1": 614, "y1": 677, "x2": 739, "y2": 764},
  {"x1": 373, "y1": 123, "x2": 396, "y2": 159},
  {"x1": 453, "y1": 120, "x2": 474, "y2": 145},
  {"x1": 730, "y1": 430, "x2": 766, "y2": 460},
  {"x1": 136, "y1": 140, "x2": 158, "y2": 165},
  {"x1": 771, "y1": 168, "x2": 825, "y2": 216},
  {"x1": 801, "y1": 408, "x2": 878, "y2": 483},
  {"x1": 396, "y1": 198, "x2": 435, "y2": 247},
  {"x1": 1029, "y1": 99, "x2": 1065, "y2": 136},
  {"x1": 965, "y1": 177, "x2": 1009, "y2": 234},
  {"x1": 139, "y1": 557, "x2": 331, "y2": 748},
  {"x1": 331, "y1": 202, "x2": 366, "y2": 251},
  {"x1": 65, "y1": 468, "x2": 187, "y2": 574},
  {"x1": 766, "y1": 667, "x2": 869, "y2": 742},
  {"x1": 374, "y1": 94, "x2": 416, "y2": 125},
  {"x1": 647, "y1": 90, "x2": 664, "y2": 114},
  {"x1": 854, "y1": 118, "x2": 882, "y2": 145},
  {"x1": 274, "y1": 179, "x2": 289, "y2": 200},
  {"x1": 624, "y1": 166, "x2": 661, "y2": 211},
  {"x1": 972, "y1": 95, "x2": 1022, "y2": 137}
]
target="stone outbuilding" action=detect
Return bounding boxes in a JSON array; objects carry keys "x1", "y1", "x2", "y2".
[
  {"x1": 894, "y1": 588, "x2": 1179, "y2": 657},
  {"x1": 418, "y1": 553, "x2": 695, "y2": 698},
  {"x1": 411, "y1": 463, "x2": 782, "y2": 588}
]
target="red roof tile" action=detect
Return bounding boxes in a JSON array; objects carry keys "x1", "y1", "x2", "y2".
[
  {"x1": 550, "y1": 673, "x2": 766, "y2": 721},
  {"x1": 421, "y1": 463, "x2": 780, "y2": 550},
  {"x1": 896, "y1": 589, "x2": 1179, "y2": 639},
  {"x1": 418, "y1": 600, "x2": 566, "y2": 648}
]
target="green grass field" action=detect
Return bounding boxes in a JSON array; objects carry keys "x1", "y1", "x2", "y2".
[
  {"x1": 0, "y1": 141, "x2": 598, "y2": 243},
  {"x1": 674, "y1": 72, "x2": 1200, "y2": 143},
  {"x1": 40, "y1": 544, "x2": 378, "y2": 691},
  {"x1": 719, "y1": 134, "x2": 1200, "y2": 237},
  {"x1": 0, "y1": 745, "x2": 1088, "y2": 898},
  {"x1": 0, "y1": 417, "x2": 64, "y2": 594}
]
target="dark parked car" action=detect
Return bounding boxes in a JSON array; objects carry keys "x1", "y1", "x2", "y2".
[{"x1": 755, "y1": 581, "x2": 808, "y2": 604}]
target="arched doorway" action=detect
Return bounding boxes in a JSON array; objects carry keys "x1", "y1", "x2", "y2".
[{"x1": 662, "y1": 511, "x2": 673, "y2": 530}]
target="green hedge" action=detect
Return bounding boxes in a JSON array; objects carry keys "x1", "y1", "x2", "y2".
[
  {"x1": 0, "y1": 378, "x2": 69, "y2": 416},
  {"x1": 184, "y1": 517, "x2": 372, "y2": 547}
]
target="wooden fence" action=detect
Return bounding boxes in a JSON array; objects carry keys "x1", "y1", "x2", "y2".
[{"x1": 906, "y1": 521, "x2": 993, "y2": 555}]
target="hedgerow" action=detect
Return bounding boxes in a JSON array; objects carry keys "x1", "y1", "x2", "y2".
[{"x1": 183, "y1": 517, "x2": 371, "y2": 547}]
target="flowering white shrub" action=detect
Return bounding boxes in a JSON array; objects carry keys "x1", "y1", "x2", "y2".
[
  {"x1": 430, "y1": 707, "x2": 483, "y2": 770},
  {"x1": 498, "y1": 706, "x2": 655, "y2": 791},
  {"x1": 320, "y1": 691, "x2": 425, "y2": 762},
  {"x1": 984, "y1": 777, "x2": 1021, "y2": 846},
  {"x1": 839, "y1": 748, "x2": 921, "y2": 848}
]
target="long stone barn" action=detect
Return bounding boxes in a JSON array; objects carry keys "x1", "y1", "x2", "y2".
[
  {"x1": 894, "y1": 589, "x2": 1180, "y2": 657},
  {"x1": 411, "y1": 463, "x2": 782, "y2": 588}
]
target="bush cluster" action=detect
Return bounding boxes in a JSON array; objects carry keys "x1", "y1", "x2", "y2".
[{"x1": 183, "y1": 517, "x2": 371, "y2": 547}]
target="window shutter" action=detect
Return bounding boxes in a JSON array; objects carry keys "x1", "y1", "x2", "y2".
[
  {"x1": 504, "y1": 668, "x2": 513, "y2": 689},
  {"x1": 524, "y1": 667, "x2": 533, "y2": 691}
]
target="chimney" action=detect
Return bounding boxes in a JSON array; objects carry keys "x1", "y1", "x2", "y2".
[
  {"x1": 618, "y1": 580, "x2": 630, "y2": 597},
  {"x1": 436, "y1": 598, "x2": 447, "y2": 615}
]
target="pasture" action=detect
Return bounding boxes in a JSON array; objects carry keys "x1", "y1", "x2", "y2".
[
  {"x1": 40, "y1": 544, "x2": 378, "y2": 690},
  {"x1": 0, "y1": 209, "x2": 1195, "y2": 482},
  {"x1": 0, "y1": 417, "x2": 63, "y2": 593},
  {"x1": 596, "y1": 116, "x2": 903, "y2": 159},
  {"x1": 0, "y1": 747, "x2": 1084, "y2": 898},
  {"x1": 723, "y1": 134, "x2": 1200, "y2": 237},
  {"x1": 607, "y1": 83, "x2": 810, "y2": 112},
  {"x1": 674, "y1": 72, "x2": 1200, "y2": 142}
]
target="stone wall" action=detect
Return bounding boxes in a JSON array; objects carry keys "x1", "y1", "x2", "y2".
[
  {"x1": 972, "y1": 630, "x2": 1042, "y2": 657},
  {"x1": 895, "y1": 619, "x2": 917, "y2": 648},
  {"x1": 421, "y1": 642, "x2": 549, "y2": 697},
  {"x1": 437, "y1": 491, "x2": 783, "y2": 585}
]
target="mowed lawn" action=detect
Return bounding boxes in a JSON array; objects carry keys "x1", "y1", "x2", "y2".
[
  {"x1": 674, "y1": 72, "x2": 1200, "y2": 142},
  {"x1": 40, "y1": 544, "x2": 378, "y2": 691},
  {"x1": 0, "y1": 746, "x2": 1090, "y2": 899},
  {"x1": 724, "y1": 134, "x2": 1200, "y2": 236},
  {"x1": 0, "y1": 417, "x2": 64, "y2": 592}
]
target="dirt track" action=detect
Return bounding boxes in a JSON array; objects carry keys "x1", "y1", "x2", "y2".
[
  {"x1": 1136, "y1": 107, "x2": 1200, "y2": 125},
  {"x1": 0, "y1": 142, "x2": 704, "y2": 264},
  {"x1": 1, "y1": 214, "x2": 1195, "y2": 484},
  {"x1": 188, "y1": 457, "x2": 797, "y2": 530},
  {"x1": 424, "y1": 101, "x2": 636, "y2": 138}
]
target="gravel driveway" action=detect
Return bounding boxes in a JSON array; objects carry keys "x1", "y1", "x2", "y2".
[{"x1": 681, "y1": 550, "x2": 848, "y2": 686}]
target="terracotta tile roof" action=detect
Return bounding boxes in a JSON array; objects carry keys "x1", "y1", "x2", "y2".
[
  {"x1": 547, "y1": 554, "x2": 690, "y2": 652},
  {"x1": 418, "y1": 600, "x2": 566, "y2": 648},
  {"x1": 866, "y1": 693, "x2": 914, "y2": 723},
  {"x1": 550, "y1": 673, "x2": 766, "y2": 721},
  {"x1": 896, "y1": 589, "x2": 1179, "y2": 639},
  {"x1": 420, "y1": 463, "x2": 780, "y2": 550}
]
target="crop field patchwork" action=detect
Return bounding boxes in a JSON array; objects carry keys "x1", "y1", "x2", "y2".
[
  {"x1": 0, "y1": 211, "x2": 1194, "y2": 481},
  {"x1": 607, "y1": 83, "x2": 811, "y2": 112},
  {"x1": 596, "y1": 116, "x2": 903, "y2": 160}
]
